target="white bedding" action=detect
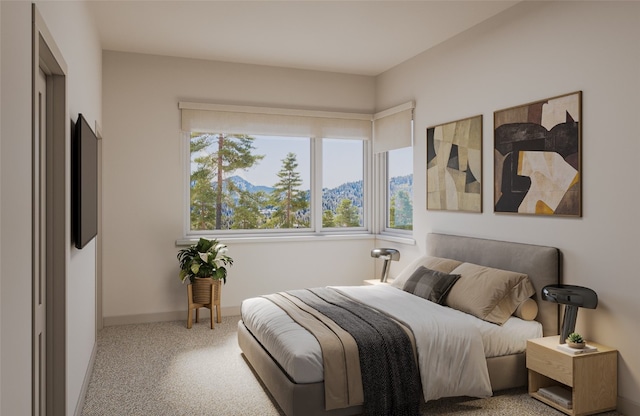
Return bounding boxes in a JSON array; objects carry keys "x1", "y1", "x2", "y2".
[{"x1": 241, "y1": 284, "x2": 542, "y2": 401}]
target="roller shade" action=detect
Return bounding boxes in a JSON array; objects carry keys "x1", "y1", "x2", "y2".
[
  {"x1": 180, "y1": 102, "x2": 372, "y2": 140},
  {"x1": 373, "y1": 101, "x2": 415, "y2": 153}
]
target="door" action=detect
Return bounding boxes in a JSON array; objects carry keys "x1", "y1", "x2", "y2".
[{"x1": 33, "y1": 67, "x2": 47, "y2": 416}]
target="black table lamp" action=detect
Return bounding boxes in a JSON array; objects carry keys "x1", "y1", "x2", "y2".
[
  {"x1": 541, "y1": 284, "x2": 598, "y2": 343},
  {"x1": 370, "y1": 248, "x2": 400, "y2": 282}
]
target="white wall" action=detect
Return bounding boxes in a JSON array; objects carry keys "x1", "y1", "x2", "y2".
[
  {"x1": 0, "y1": 1, "x2": 101, "y2": 415},
  {"x1": 101, "y1": 52, "x2": 377, "y2": 323},
  {"x1": 376, "y1": 1, "x2": 640, "y2": 412}
]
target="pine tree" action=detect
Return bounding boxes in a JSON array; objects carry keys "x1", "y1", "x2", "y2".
[
  {"x1": 190, "y1": 133, "x2": 264, "y2": 230},
  {"x1": 231, "y1": 190, "x2": 268, "y2": 229},
  {"x1": 270, "y1": 152, "x2": 309, "y2": 228},
  {"x1": 322, "y1": 210, "x2": 336, "y2": 227},
  {"x1": 394, "y1": 189, "x2": 413, "y2": 230},
  {"x1": 389, "y1": 194, "x2": 396, "y2": 228},
  {"x1": 335, "y1": 199, "x2": 360, "y2": 227}
]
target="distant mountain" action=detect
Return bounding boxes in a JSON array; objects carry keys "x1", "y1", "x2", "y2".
[
  {"x1": 390, "y1": 174, "x2": 413, "y2": 197},
  {"x1": 322, "y1": 180, "x2": 363, "y2": 212},
  {"x1": 227, "y1": 176, "x2": 274, "y2": 194},
  {"x1": 226, "y1": 174, "x2": 412, "y2": 213}
]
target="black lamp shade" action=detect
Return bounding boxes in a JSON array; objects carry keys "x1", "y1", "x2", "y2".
[{"x1": 541, "y1": 284, "x2": 598, "y2": 343}]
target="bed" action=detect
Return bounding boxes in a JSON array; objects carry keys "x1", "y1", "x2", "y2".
[{"x1": 237, "y1": 233, "x2": 560, "y2": 416}]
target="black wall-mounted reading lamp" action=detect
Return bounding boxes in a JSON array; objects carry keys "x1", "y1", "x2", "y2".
[
  {"x1": 541, "y1": 284, "x2": 598, "y2": 343},
  {"x1": 370, "y1": 248, "x2": 400, "y2": 283}
]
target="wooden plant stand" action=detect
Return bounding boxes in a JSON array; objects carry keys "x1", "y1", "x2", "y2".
[{"x1": 187, "y1": 278, "x2": 222, "y2": 329}]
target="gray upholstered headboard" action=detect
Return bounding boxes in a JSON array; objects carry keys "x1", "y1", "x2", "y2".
[{"x1": 426, "y1": 233, "x2": 560, "y2": 337}]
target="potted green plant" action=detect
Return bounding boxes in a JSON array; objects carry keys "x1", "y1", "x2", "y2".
[
  {"x1": 178, "y1": 237, "x2": 233, "y2": 284},
  {"x1": 178, "y1": 238, "x2": 233, "y2": 305},
  {"x1": 566, "y1": 332, "x2": 585, "y2": 349}
]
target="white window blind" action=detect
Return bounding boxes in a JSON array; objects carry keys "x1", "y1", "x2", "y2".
[
  {"x1": 179, "y1": 102, "x2": 372, "y2": 140},
  {"x1": 372, "y1": 101, "x2": 415, "y2": 153}
]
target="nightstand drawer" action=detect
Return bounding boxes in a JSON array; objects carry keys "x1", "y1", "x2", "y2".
[{"x1": 527, "y1": 340, "x2": 573, "y2": 386}]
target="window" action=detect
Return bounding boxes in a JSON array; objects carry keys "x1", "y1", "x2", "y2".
[
  {"x1": 180, "y1": 102, "x2": 372, "y2": 237},
  {"x1": 387, "y1": 147, "x2": 413, "y2": 230},
  {"x1": 322, "y1": 139, "x2": 364, "y2": 228},
  {"x1": 372, "y1": 101, "x2": 415, "y2": 235},
  {"x1": 189, "y1": 134, "x2": 311, "y2": 232}
]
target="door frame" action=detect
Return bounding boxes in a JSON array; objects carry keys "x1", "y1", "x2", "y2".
[{"x1": 32, "y1": 6, "x2": 68, "y2": 416}]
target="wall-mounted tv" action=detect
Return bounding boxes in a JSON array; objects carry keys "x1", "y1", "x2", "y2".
[{"x1": 72, "y1": 113, "x2": 98, "y2": 249}]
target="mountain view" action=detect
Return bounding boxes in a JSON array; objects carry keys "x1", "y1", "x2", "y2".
[
  {"x1": 228, "y1": 174, "x2": 413, "y2": 212},
  {"x1": 190, "y1": 133, "x2": 412, "y2": 230}
]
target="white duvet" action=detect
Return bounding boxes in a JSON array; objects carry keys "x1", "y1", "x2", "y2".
[{"x1": 241, "y1": 284, "x2": 542, "y2": 402}]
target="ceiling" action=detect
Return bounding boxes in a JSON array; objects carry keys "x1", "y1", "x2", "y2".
[{"x1": 87, "y1": 1, "x2": 518, "y2": 76}]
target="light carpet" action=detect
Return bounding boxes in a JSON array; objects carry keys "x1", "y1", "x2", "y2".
[{"x1": 82, "y1": 316, "x2": 623, "y2": 415}]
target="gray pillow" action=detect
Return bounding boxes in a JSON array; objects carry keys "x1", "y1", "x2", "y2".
[{"x1": 402, "y1": 266, "x2": 461, "y2": 304}]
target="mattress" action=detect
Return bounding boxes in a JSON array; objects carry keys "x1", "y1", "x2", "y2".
[{"x1": 241, "y1": 284, "x2": 542, "y2": 384}]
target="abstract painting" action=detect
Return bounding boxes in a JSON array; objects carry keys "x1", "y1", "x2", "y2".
[
  {"x1": 427, "y1": 115, "x2": 482, "y2": 212},
  {"x1": 494, "y1": 91, "x2": 581, "y2": 216}
]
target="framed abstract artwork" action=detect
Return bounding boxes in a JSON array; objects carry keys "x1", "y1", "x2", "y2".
[
  {"x1": 494, "y1": 91, "x2": 582, "y2": 216},
  {"x1": 427, "y1": 115, "x2": 482, "y2": 212}
]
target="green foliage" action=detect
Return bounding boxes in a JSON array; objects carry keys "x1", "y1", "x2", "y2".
[
  {"x1": 322, "y1": 210, "x2": 336, "y2": 228},
  {"x1": 334, "y1": 199, "x2": 360, "y2": 227},
  {"x1": 389, "y1": 194, "x2": 396, "y2": 228},
  {"x1": 231, "y1": 190, "x2": 268, "y2": 229},
  {"x1": 189, "y1": 133, "x2": 264, "y2": 230},
  {"x1": 393, "y1": 189, "x2": 413, "y2": 230},
  {"x1": 567, "y1": 332, "x2": 584, "y2": 344},
  {"x1": 270, "y1": 152, "x2": 309, "y2": 228},
  {"x1": 177, "y1": 238, "x2": 233, "y2": 284}
]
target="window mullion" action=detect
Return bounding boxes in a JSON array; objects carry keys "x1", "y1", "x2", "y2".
[
  {"x1": 374, "y1": 152, "x2": 387, "y2": 234},
  {"x1": 312, "y1": 137, "x2": 322, "y2": 233},
  {"x1": 182, "y1": 131, "x2": 192, "y2": 237},
  {"x1": 363, "y1": 139, "x2": 373, "y2": 232}
]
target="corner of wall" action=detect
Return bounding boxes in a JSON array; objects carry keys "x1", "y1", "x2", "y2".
[{"x1": 618, "y1": 395, "x2": 640, "y2": 416}]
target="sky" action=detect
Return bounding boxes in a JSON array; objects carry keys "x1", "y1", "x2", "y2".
[
  {"x1": 192, "y1": 135, "x2": 413, "y2": 190},
  {"x1": 236, "y1": 136, "x2": 311, "y2": 189}
]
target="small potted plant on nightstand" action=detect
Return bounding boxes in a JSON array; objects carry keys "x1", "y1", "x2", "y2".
[
  {"x1": 566, "y1": 332, "x2": 585, "y2": 349},
  {"x1": 178, "y1": 238, "x2": 233, "y2": 328}
]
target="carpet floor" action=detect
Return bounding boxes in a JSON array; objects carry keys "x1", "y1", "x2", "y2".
[{"x1": 81, "y1": 316, "x2": 623, "y2": 415}]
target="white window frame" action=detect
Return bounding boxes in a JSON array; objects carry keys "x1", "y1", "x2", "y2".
[
  {"x1": 317, "y1": 138, "x2": 371, "y2": 234},
  {"x1": 381, "y1": 148, "x2": 414, "y2": 236},
  {"x1": 179, "y1": 103, "x2": 373, "y2": 240},
  {"x1": 372, "y1": 102, "x2": 415, "y2": 239}
]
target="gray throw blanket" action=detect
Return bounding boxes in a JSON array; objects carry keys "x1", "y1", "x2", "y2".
[{"x1": 288, "y1": 288, "x2": 421, "y2": 416}]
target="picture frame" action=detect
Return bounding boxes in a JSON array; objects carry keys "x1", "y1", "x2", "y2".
[
  {"x1": 426, "y1": 115, "x2": 482, "y2": 212},
  {"x1": 494, "y1": 91, "x2": 582, "y2": 216}
]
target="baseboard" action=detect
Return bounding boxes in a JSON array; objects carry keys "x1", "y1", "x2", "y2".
[
  {"x1": 618, "y1": 395, "x2": 640, "y2": 416},
  {"x1": 74, "y1": 340, "x2": 98, "y2": 416},
  {"x1": 103, "y1": 306, "x2": 241, "y2": 327}
]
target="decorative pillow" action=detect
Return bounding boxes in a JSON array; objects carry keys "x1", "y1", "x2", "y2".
[
  {"x1": 391, "y1": 256, "x2": 463, "y2": 289},
  {"x1": 402, "y1": 266, "x2": 461, "y2": 304},
  {"x1": 445, "y1": 262, "x2": 535, "y2": 325},
  {"x1": 513, "y1": 298, "x2": 538, "y2": 321}
]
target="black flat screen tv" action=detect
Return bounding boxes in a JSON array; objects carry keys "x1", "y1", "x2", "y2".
[{"x1": 72, "y1": 113, "x2": 98, "y2": 249}]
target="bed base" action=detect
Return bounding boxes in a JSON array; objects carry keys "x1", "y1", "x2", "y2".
[
  {"x1": 239, "y1": 321, "x2": 526, "y2": 416},
  {"x1": 238, "y1": 321, "x2": 363, "y2": 416}
]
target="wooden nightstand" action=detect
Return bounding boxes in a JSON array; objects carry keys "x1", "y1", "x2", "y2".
[{"x1": 526, "y1": 336, "x2": 617, "y2": 416}]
